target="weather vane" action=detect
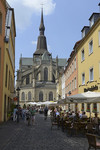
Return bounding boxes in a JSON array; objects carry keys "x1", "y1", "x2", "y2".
[{"x1": 40, "y1": 1, "x2": 46, "y2": 9}]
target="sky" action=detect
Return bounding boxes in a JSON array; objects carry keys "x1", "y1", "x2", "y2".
[{"x1": 7, "y1": 0, "x2": 100, "y2": 76}]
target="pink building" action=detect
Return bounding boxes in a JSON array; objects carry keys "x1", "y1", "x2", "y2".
[{"x1": 65, "y1": 40, "x2": 81, "y2": 97}]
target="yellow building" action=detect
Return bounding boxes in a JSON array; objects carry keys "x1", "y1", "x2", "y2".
[
  {"x1": 2, "y1": 6, "x2": 16, "y2": 121},
  {"x1": 77, "y1": 13, "x2": 100, "y2": 117}
]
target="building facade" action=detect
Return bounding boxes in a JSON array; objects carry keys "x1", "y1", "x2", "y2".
[
  {"x1": 65, "y1": 41, "x2": 79, "y2": 97},
  {"x1": 16, "y1": 9, "x2": 66, "y2": 107},
  {"x1": 3, "y1": 5, "x2": 16, "y2": 121},
  {"x1": 0, "y1": 0, "x2": 6, "y2": 122},
  {"x1": 77, "y1": 13, "x2": 100, "y2": 116}
]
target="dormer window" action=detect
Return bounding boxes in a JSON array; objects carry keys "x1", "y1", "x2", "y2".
[
  {"x1": 89, "y1": 13, "x2": 100, "y2": 28},
  {"x1": 90, "y1": 17, "x2": 94, "y2": 27},
  {"x1": 82, "y1": 30, "x2": 85, "y2": 38},
  {"x1": 81, "y1": 26, "x2": 90, "y2": 38}
]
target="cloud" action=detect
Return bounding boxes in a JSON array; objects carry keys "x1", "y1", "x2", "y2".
[
  {"x1": 32, "y1": 40, "x2": 37, "y2": 45},
  {"x1": 7, "y1": 0, "x2": 56, "y2": 29}
]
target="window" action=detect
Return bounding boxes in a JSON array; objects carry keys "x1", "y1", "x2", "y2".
[
  {"x1": 26, "y1": 75, "x2": 30, "y2": 84},
  {"x1": 5, "y1": 64, "x2": 8, "y2": 87},
  {"x1": 81, "y1": 49, "x2": 85, "y2": 61},
  {"x1": 89, "y1": 68, "x2": 93, "y2": 81},
  {"x1": 75, "y1": 77, "x2": 76, "y2": 89},
  {"x1": 90, "y1": 17, "x2": 94, "y2": 27},
  {"x1": 39, "y1": 91, "x2": 43, "y2": 101},
  {"x1": 82, "y1": 73, "x2": 85, "y2": 85},
  {"x1": 81, "y1": 103, "x2": 84, "y2": 111},
  {"x1": 49, "y1": 92, "x2": 53, "y2": 101},
  {"x1": 87, "y1": 103, "x2": 90, "y2": 112},
  {"x1": 72, "y1": 63, "x2": 74, "y2": 72},
  {"x1": 74, "y1": 57, "x2": 76, "y2": 70},
  {"x1": 36, "y1": 73, "x2": 39, "y2": 80},
  {"x1": 70, "y1": 82, "x2": 71, "y2": 91},
  {"x1": 44, "y1": 67, "x2": 48, "y2": 81},
  {"x1": 52, "y1": 74, "x2": 55, "y2": 83},
  {"x1": 70, "y1": 66, "x2": 71, "y2": 75},
  {"x1": 89, "y1": 40, "x2": 93, "y2": 54},
  {"x1": 99, "y1": 31, "x2": 100, "y2": 46},
  {"x1": 8, "y1": 71, "x2": 10, "y2": 90},
  {"x1": 72, "y1": 80, "x2": 74, "y2": 91},
  {"x1": 21, "y1": 92, "x2": 25, "y2": 101},
  {"x1": 0, "y1": 12, "x2": 2, "y2": 34},
  {"x1": 93, "y1": 103, "x2": 97, "y2": 112},
  {"x1": 28, "y1": 92, "x2": 31, "y2": 101}
]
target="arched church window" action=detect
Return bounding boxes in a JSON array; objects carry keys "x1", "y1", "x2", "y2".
[
  {"x1": 26, "y1": 74, "x2": 30, "y2": 85},
  {"x1": 49, "y1": 92, "x2": 53, "y2": 101},
  {"x1": 44, "y1": 67, "x2": 48, "y2": 81},
  {"x1": 39, "y1": 91, "x2": 43, "y2": 101},
  {"x1": 21, "y1": 92, "x2": 25, "y2": 100},
  {"x1": 28, "y1": 92, "x2": 31, "y2": 101},
  {"x1": 36, "y1": 73, "x2": 39, "y2": 80},
  {"x1": 52, "y1": 74, "x2": 55, "y2": 83}
]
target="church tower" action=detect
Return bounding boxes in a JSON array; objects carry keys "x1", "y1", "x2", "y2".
[{"x1": 33, "y1": 8, "x2": 51, "y2": 59}]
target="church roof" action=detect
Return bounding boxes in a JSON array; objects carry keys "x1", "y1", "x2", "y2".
[
  {"x1": 53, "y1": 58, "x2": 67, "y2": 67},
  {"x1": 21, "y1": 57, "x2": 67, "y2": 67},
  {"x1": 22, "y1": 58, "x2": 33, "y2": 66}
]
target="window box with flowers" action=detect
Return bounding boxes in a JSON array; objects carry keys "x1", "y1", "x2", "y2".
[
  {"x1": 86, "y1": 104, "x2": 90, "y2": 112},
  {"x1": 81, "y1": 103, "x2": 84, "y2": 112},
  {"x1": 86, "y1": 108, "x2": 90, "y2": 112},
  {"x1": 81, "y1": 108, "x2": 84, "y2": 111},
  {"x1": 93, "y1": 108, "x2": 97, "y2": 113},
  {"x1": 93, "y1": 103, "x2": 97, "y2": 113}
]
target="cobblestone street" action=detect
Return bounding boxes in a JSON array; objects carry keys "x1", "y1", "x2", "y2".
[{"x1": 0, "y1": 113, "x2": 88, "y2": 150}]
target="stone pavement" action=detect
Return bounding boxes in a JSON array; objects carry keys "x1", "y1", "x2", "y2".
[{"x1": 0, "y1": 113, "x2": 88, "y2": 150}]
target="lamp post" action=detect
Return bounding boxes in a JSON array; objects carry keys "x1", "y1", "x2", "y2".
[
  {"x1": 68, "y1": 91, "x2": 71, "y2": 111},
  {"x1": 16, "y1": 87, "x2": 20, "y2": 123}
]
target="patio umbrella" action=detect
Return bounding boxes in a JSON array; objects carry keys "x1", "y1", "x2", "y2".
[
  {"x1": 27, "y1": 102, "x2": 37, "y2": 105},
  {"x1": 67, "y1": 91, "x2": 100, "y2": 121}
]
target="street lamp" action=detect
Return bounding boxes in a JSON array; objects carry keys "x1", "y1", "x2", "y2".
[
  {"x1": 68, "y1": 91, "x2": 71, "y2": 111},
  {"x1": 16, "y1": 87, "x2": 20, "y2": 123}
]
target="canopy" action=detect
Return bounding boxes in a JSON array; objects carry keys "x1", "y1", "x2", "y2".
[
  {"x1": 67, "y1": 91, "x2": 100, "y2": 103},
  {"x1": 42, "y1": 101, "x2": 57, "y2": 106},
  {"x1": 27, "y1": 102, "x2": 37, "y2": 105}
]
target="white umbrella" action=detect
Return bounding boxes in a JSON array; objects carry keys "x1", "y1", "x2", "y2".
[
  {"x1": 67, "y1": 91, "x2": 100, "y2": 103},
  {"x1": 27, "y1": 102, "x2": 37, "y2": 105}
]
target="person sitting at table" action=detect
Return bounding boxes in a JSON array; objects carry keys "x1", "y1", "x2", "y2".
[
  {"x1": 82, "y1": 112, "x2": 87, "y2": 118},
  {"x1": 92, "y1": 113, "x2": 99, "y2": 134},
  {"x1": 73, "y1": 113, "x2": 80, "y2": 122}
]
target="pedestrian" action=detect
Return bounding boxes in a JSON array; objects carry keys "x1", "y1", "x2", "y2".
[
  {"x1": 30, "y1": 107, "x2": 36, "y2": 125},
  {"x1": 44, "y1": 106, "x2": 48, "y2": 120},
  {"x1": 26, "y1": 107, "x2": 31, "y2": 126},
  {"x1": 13, "y1": 107, "x2": 18, "y2": 122}
]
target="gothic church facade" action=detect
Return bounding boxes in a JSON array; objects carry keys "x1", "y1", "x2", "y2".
[{"x1": 16, "y1": 9, "x2": 66, "y2": 106}]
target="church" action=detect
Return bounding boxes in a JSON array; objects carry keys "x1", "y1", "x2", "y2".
[{"x1": 16, "y1": 9, "x2": 67, "y2": 106}]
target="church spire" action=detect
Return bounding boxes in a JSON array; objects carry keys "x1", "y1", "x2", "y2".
[
  {"x1": 33, "y1": 7, "x2": 51, "y2": 56},
  {"x1": 39, "y1": 8, "x2": 45, "y2": 35}
]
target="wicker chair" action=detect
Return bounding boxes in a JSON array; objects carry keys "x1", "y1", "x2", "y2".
[{"x1": 86, "y1": 133, "x2": 100, "y2": 150}]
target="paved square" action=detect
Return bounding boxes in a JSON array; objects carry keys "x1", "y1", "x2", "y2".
[{"x1": 0, "y1": 114, "x2": 88, "y2": 150}]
